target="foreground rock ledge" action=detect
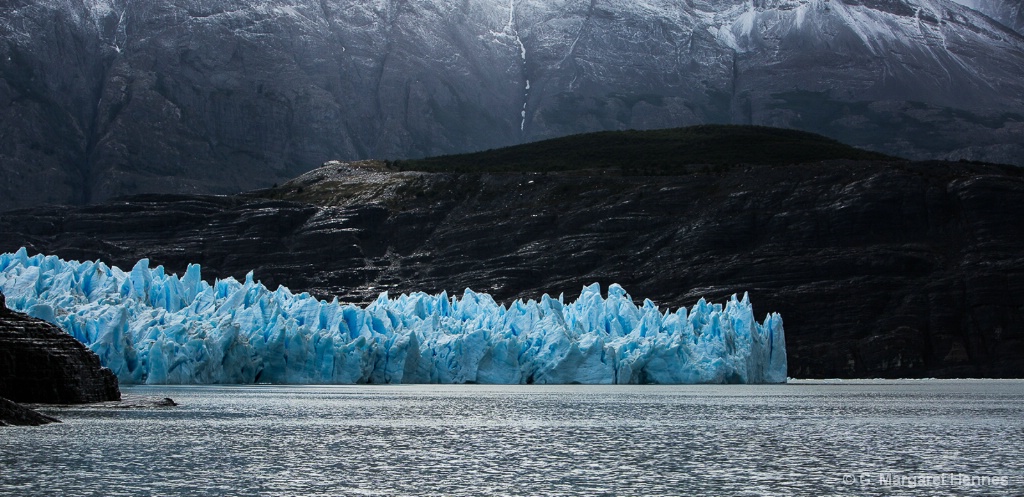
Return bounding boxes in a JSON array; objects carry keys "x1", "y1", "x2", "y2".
[{"x1": 0, "y1": 294, "x2": 120, "y2": 404}]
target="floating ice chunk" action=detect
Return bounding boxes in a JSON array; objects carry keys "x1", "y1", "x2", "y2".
[{"x1": 0, "y1": 249, "x2": 787, "y2": 384}]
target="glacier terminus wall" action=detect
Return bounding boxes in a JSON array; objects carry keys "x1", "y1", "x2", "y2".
[{"x1": 0, "y1": 249, "x2": 786, "y2": 385}]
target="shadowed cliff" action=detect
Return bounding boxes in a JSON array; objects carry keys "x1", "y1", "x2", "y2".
[
  {"x1": 0, "y1": 293, "x2": 120, "y2": 404},
  {"x1": 1, "y1": 127, "x2": 1022, "y2": 378}
]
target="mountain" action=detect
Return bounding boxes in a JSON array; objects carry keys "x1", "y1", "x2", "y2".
[
  {"x1": 951, "y1": 0, "x2": 1023, "y2": 33},
  {"x1": 1, "y1": 126, "x2": 1022, "y2": 378},
  {"x1": 2, "y1": 0, "x2": 1023, "y2": 210}
]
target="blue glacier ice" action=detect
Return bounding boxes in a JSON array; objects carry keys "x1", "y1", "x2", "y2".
[{"x1": 0, "y1": 248, "x2": 786, "y2": 384}]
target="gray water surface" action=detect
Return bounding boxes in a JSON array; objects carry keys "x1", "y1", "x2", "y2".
[{"x1": 2, "y1": 380, "x2": 1022, "y2": 496}]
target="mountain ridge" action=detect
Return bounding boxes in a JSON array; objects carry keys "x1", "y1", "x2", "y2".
[
  {"x1": 388, "y1": 125, "x2": 898, "y2": 173},
  {"x1": 950, "y1": 0, "x2": 1023, "y2": 33}
]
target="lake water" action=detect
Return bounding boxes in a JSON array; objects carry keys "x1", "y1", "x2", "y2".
[{"x1": 1, "y1": 380, "x2": 1022, "y2": 496}]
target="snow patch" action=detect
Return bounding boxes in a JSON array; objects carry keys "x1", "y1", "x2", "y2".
[{"x1": 491, "y1": 0, "x2": 530, "y2": 132}]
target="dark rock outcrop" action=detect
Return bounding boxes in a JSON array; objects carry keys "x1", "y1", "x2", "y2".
[
  {"x1": 1, "y1": 159, "x2": 1022, "y2": 379},
  {"x1": 0, "y1": 396, "x2": 60, "y2": 427},
  {"x1": 0, "y1": 301, "x2": 121, "y2": 404},
  {"x1": 1, "y1": 0, "x2": 1023, "y2": 210}
]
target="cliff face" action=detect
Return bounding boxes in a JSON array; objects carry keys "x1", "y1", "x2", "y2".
[
  {"x1": 1, "y1": 159, "x2": 1022, "y2": 379},
  {"x1": 2, "y1": 0, "x2": 1024, "y2": 210},
  {"x1": 0, "y1": 296, "x2": 120, "y2": 403}
]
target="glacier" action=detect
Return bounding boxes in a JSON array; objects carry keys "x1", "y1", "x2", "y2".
[{"x1": 0, "y1": 249, "x2": 786, "y2": 385}]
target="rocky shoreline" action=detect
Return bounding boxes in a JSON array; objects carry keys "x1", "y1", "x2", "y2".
[{"x1": 0, "y1": 396, "x2": 60, "y2": 426}]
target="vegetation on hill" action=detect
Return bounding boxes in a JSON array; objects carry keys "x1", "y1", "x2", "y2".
[{"x1": 392, "y1": 125, "x2": 899, "y2": 174}]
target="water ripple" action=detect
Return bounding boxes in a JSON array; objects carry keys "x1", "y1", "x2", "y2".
[{"x1": 2, "y1": 381, "x2": 1022, "y2": 496}]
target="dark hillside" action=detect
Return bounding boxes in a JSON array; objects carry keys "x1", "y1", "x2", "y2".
[{"x1": 395, "y1": 125, "x2": 897, "y2": 174}]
